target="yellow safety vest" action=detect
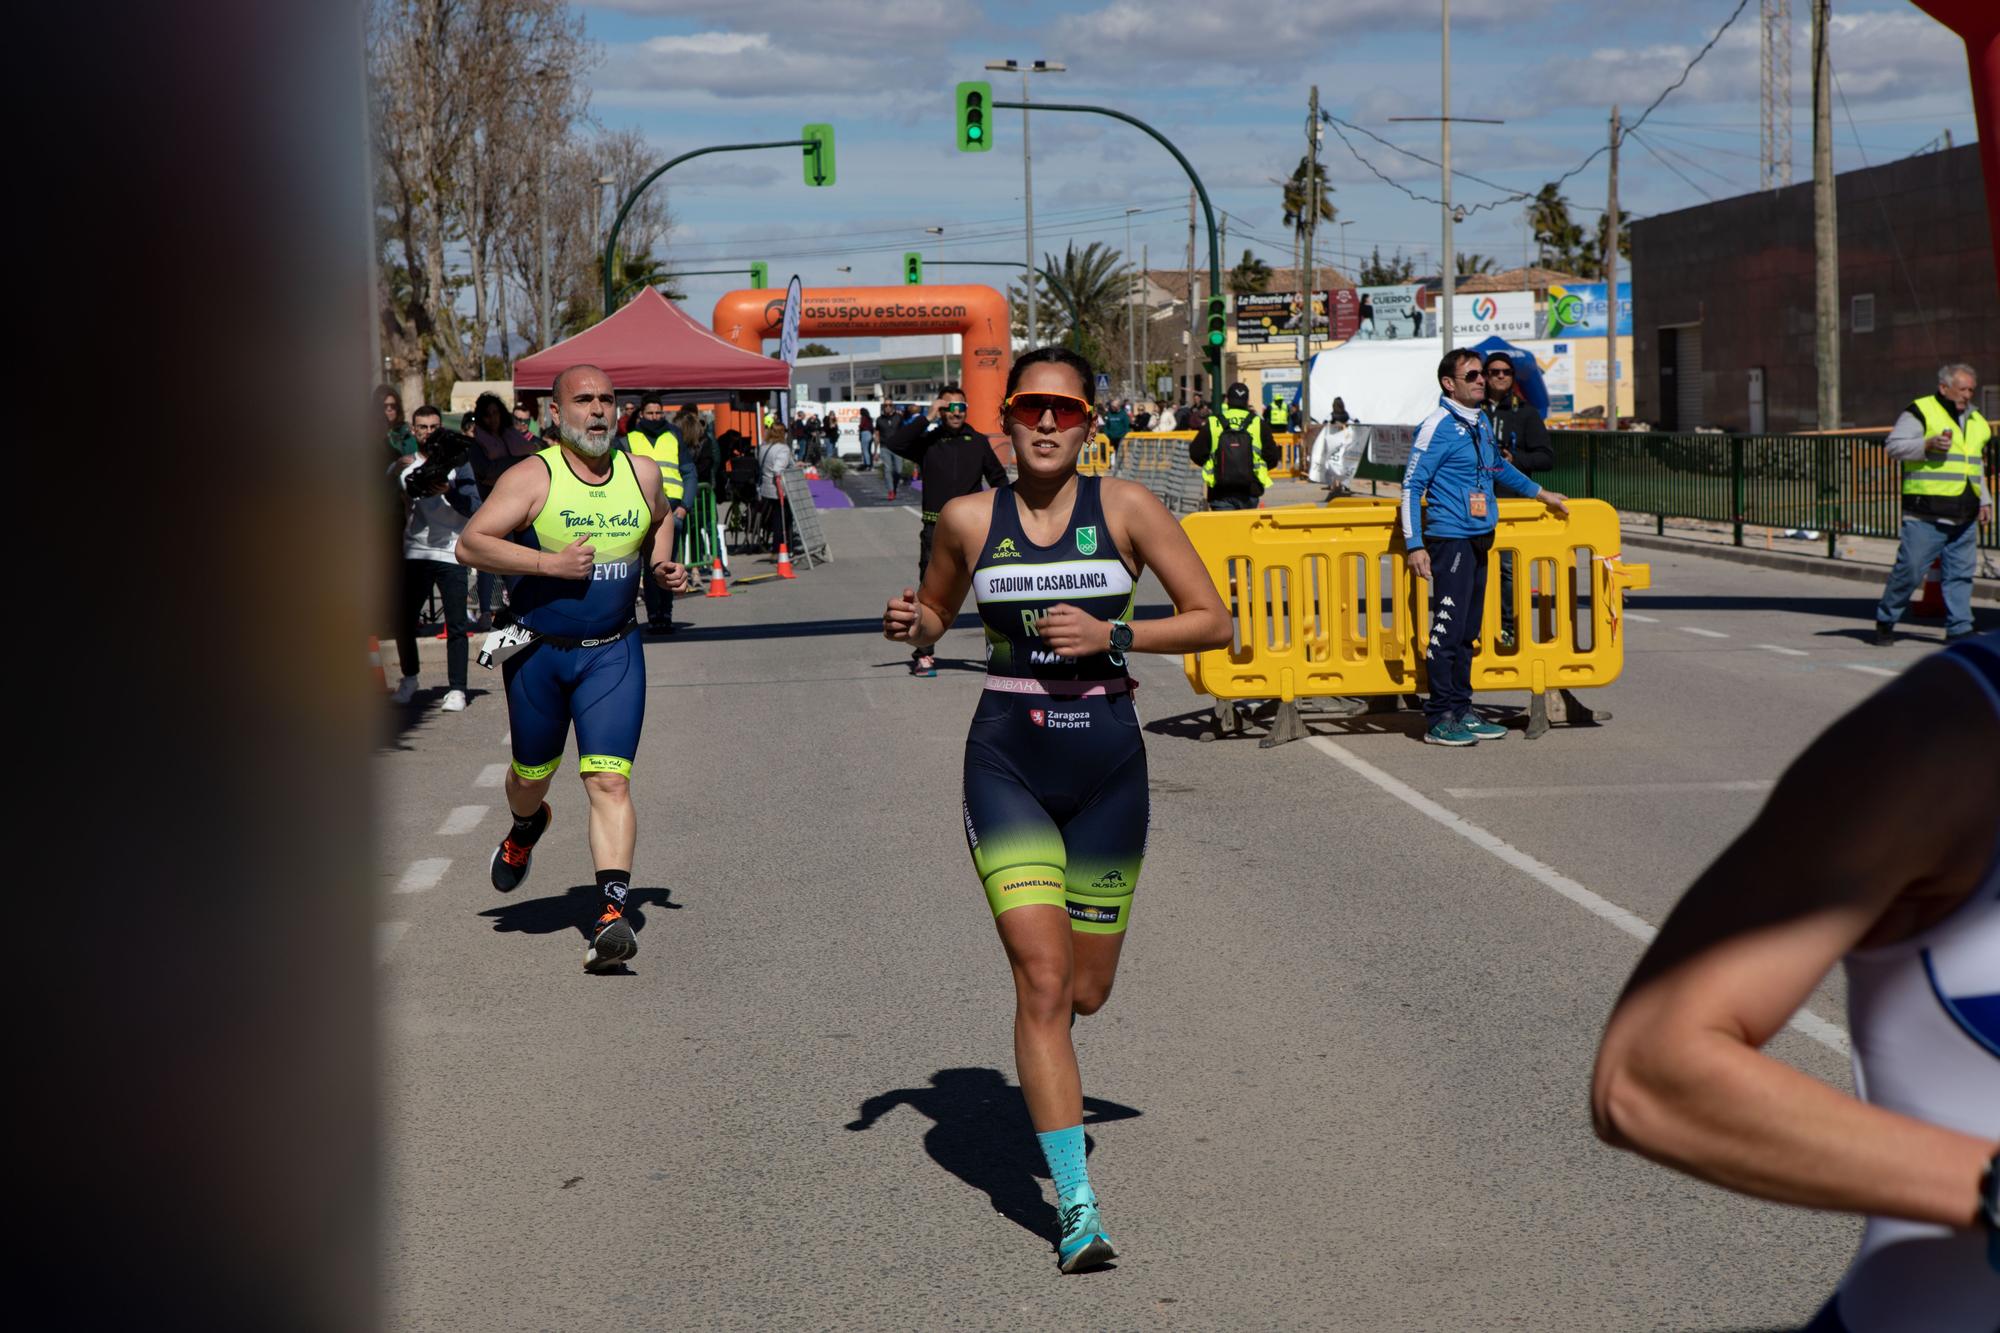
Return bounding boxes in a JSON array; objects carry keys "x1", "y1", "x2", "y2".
[
  {"x1": 1200, "y1": 408, "x2": 1274, "y2": 491},
  {"x1": 1268, "y1": 400, "x2": 1290, "y2": 428},
  {"x1": 1905, "y1": 395, "x2": 1990, "y2": 498},
  {"x1": 626, "y1": 427, "x2": 684, "y2": 502}
]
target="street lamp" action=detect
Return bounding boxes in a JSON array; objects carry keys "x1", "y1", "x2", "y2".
[
  {"x1": 1337, "y1": 220, "x2": 1354, "y2": 281},
  {"x1": 985, "y1": 58, "x2": 1065, "y2": 348}
]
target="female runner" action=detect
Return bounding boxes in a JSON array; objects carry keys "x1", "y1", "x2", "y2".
[{"x1": 883, "y1": 347, "x2": 1231, "y2": 1272}]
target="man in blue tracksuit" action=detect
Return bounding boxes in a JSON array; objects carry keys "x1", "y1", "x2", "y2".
[{"x1": 1402, "y1": 348, "x2": 1571, "y2": 746}]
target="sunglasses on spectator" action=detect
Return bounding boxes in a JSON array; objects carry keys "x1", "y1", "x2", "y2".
[
  {"x1": 1458, "y1": 370, "x2": 1486, "y2": 382},
  {"x1": 1002, "y1": 392, "x2": 1092, "y2": 430},
  {"x1": 940, "y1": 402, "x2": 967, "y2": 413},
  {"x1": 1484, "y1": 364, "x2": 1513, "y2": 377}
]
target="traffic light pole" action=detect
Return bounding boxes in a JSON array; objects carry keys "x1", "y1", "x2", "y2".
[
  {"x1": 993, "y1": 100, "x2": 1222, "y2": 397},
  {"x1": 602, "y1": 140, "x2": 822, "y2": 318}
]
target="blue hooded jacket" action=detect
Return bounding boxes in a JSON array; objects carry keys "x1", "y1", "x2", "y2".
[{"x1": 1400, "y1": 394, "x2": 1541, "y2": 551}]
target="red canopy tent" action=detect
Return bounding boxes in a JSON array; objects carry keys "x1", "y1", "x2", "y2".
[{"x1": 511, "y1": 287, "x2": 791, "y2": 400}]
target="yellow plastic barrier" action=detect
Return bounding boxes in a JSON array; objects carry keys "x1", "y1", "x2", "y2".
[{"x1": 1180, "y1": 497, "x2": 1651, "y2": 743}]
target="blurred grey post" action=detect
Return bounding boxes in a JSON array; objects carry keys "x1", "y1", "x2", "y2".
[{"x1": 26, "y1": 1, "x2": 378, "y2": 1326}]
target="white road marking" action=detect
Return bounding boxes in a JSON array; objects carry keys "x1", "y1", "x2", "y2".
[
  {"x1": 376, "y1": 921, "x2": 411, "y2": 963},
  {"x1": 1679, "y1": 626, "x2": 1730, "y2": 639},
  {"x1": 1444, "y1": 780, "x2": 1774, "y2": 799},
  {"x1": 1752, "y1": 644, "x2": 1809, "y2": 657},
  {"x1": 475, "y1": 762, "x2": 508, "y2": 788},
  {"x1": 1306, "y1": 736, "x2": 1848, "y2": 1056},
  {"x1": 438, "y1": 805, "x2": 489, "y2": 836},
  {"x1": 1625, "y1": 613, "x2": 1660, "y2": 623},
  {"x1": 395, "y1": 858, "x2": 452, "y2": 893},
  {"x1": 1844, "y1": 664, "x2": 1899, "y2": 679}
]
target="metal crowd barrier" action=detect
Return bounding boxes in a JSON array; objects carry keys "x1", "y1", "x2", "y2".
[{"x1": 1179, "y1": 497, "x2": 1651, "y2": 745}]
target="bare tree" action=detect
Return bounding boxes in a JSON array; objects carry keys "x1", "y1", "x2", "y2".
[{"x1": 370, "y1": 0, "x2": 594, "y2": 398}]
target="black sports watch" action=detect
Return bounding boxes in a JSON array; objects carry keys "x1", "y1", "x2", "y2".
[{"x1": 1107, "y1": 619, "x2": 1134, "y2": 664}]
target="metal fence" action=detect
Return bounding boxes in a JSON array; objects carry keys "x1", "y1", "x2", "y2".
[{"x1": 1359, "y1": 430, "x2": 1997, "y2": 555}]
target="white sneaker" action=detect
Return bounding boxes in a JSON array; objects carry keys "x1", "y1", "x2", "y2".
[
  {"x1": 391, "y1": 675, "x2": 419, "y2": 705},
  {"x1": 440, "y1": 690, "x2": 467, "y2": 712}
]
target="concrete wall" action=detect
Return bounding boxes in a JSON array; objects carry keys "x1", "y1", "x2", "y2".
[{"x1": 1630, "y1": 144, "x2": 1997, "y2": 433}]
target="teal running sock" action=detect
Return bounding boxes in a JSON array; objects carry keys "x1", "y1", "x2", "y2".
[{"x1": 1036, "y1": 1125, "x2": 1093, "y2": 1205}]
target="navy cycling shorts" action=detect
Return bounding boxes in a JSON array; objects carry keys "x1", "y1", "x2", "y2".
[{"x1": 501, "y1": 633, "x2": 645, "y2": 780}]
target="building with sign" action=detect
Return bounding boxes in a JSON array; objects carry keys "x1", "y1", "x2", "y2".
[
  {"x1": 790, "y1": 335, "x2": 964, "y2": 403},
  {"x1": 1630, "y1": 142, "x2": 1997, "y2": 432}
]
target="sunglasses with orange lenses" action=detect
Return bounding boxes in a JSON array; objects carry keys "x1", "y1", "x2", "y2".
[{"x1": 1002, "y1": 391, "x2": 1092, "y2": 431}]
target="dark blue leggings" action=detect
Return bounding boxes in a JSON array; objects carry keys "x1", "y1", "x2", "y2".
[{"x1": 1422, "y1": 533, "x2": 1492, "y2": 724}]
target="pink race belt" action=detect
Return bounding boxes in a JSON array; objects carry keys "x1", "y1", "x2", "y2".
[{"x1": 982, "y1": 675, "x2": 1135, "y2": 697}]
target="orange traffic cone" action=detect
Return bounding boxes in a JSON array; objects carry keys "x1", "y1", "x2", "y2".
[
  {"x1": 776, "y1": 541, "x2": 797, "y2": 579},
  {"x1": 367, "y1": 636, "x2": 388, "y2": 692},
  {"x1": 1914, "y1": 558, "x2": 1945, "y2": 618},
  {"x1": 705, "y1": 558, "x2": 731, "y2": 598}
]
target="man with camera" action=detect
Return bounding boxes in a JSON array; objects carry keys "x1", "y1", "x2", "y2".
[
  {"x1": 455, "y1": 364, "x2": 689, "y2": 974},
  {"x1": 883, "y1": 384, "x2": 1008, "y2": 675},
  {"x1": 390, "y1": 404, "x2": 480, "y2": 711}
]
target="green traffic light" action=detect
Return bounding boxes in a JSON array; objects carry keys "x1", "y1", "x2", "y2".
[
  {"x1": 968, "y1": 125, "x2": 983, "y2": 141},
  {"x1": 1208, "y1": 331, "x2": 1225, "y2": 346}
]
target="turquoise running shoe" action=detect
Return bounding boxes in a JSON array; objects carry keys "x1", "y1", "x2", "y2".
[
  {"x1": 1457, "y1": 711, "x2": 1508, "y2": 740},
  {"x1": 1056, "y1": 1196, "x2": 1116, "y2": 1274},
  {"x1": 1422, "y1": 718, "x2": 1479, "y2": 746}
]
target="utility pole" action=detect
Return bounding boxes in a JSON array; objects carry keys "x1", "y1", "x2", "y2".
[
  {"x1": 1125, "y1": 207, "x2": 1140, "y2": 397},
  {"x1": 1812, "y1": 0, "x2": 1840, "y2": 429},
  {"x1": 1184, "y1": 187, "x2": 1197, "y2": 406},
  {"x1": 1441, "y1": 0, "x2": 1454, "y2": 351},
  {"x1": 1303, "y1": 84, "x2": 1320, "y2": 427},
  {"x1": 1606, "y1": 104, "x2": 1621, "y2": 425},
  {"x1": 1022, "y1": 70, "x2": 1036, "y2": 347}
]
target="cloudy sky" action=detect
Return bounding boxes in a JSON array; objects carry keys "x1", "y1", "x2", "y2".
[{"x1": 582, "y1": 0, "x2": 1978, "y2": 324}]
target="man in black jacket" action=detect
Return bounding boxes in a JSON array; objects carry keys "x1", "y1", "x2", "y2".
[
  {"x1": 1481, "y1": 351, "x2": 1555, "y2": 649},
  {"x1": 884, "y1": 384, "x2": 1009, "y2": 675}
]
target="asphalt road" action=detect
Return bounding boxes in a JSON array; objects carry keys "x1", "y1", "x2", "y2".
[{"x1": 375, "y1": 493, "x2": 1995, "y2": 1331}]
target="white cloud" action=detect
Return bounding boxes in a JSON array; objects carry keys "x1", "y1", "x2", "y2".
[{"x1": 1058, "y1": 0, "x2": 1547, "y2": 69}]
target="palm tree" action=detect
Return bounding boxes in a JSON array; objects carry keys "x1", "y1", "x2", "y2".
[
  {"x1": 1279, "y1": 155, "x2": 1336, "y2": 240},
  {"x1": 1032, "y1": 241, "x2": 1130, "y2": 361},
  {"x1": 1455, "y1": 252, "x2": 1499, "y2": 277},
  {"x1": 1228, "y1": 249, "x2": 1273, "y2": 294},
  {"x1": 1528, "y1": 184, "x2": 1588, "y2": 272}
]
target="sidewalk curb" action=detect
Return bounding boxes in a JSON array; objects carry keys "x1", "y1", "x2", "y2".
[{"x1": 1618, "y1": 531, "x2": 2000, "y2": 604}]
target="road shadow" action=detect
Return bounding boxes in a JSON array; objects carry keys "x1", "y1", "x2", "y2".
[
  {"x1": 478, "y1": 883, "x2": 679, "y2": 943},
  {"x1": 870, "y1": 654, "x2": 986, "y2": 675},
  {"x1": 845, "y1": 1067, "x2": 1140, "y2": 1244},
  {"x1": 376, "y1": 685, "x2": 498, "y2": 753},
  {"x1": 1626, "y1": 594, "x2": 1887, "y2": 617},
  {"x1": 1143, "y1": 702, "x2": 1435, "y2": 744},
  {"x1": 682, "y1": 616, "x2": 886, "y2": 644}
]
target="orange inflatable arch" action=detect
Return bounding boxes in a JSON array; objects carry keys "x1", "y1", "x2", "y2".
[{"x1": 711, "y1": 284, "x2": 1013, "y2": 437}]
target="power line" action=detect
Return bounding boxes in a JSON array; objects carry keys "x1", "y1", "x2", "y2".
[
  {"x1": 1830, "y1": 57, "x2": 1936, "y2": 362},
  {"x1": 1627, "y1": 130, "x2": 1716, "y2": 200},
  {"x1": 1316, "y1": 0, "x2": 1755, "y2": 217}
]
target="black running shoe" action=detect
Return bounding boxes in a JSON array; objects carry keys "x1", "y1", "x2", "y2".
[
  {"x1": 584, "y1": 903, "x2": 638, "y2": 973},
  {"x1": 489, "y1": 802, "x2": 551, "y2": 892}
]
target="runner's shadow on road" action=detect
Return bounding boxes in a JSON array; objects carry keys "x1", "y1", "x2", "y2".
[
  {"x1": 478, "y1": 884, "x2": 679, "y2": 943},
  {"x1": 868, "y1": 655, "x2": 986, "y2": 674},
  {"x1": 1143, "y1": 704, "x2": 1433, "y2": 744},
  {"x1": 845, "y1": 1068, "x2": 1140, "y2": 1245}
]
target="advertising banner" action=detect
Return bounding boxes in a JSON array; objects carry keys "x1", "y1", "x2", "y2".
[
  {"x1": 1331, "y1": 288, "x2": 1360, "y2": 339},
  {"x1": 1447, "y1": 290, "x2": 1534, "y2": 340},
  {"x1": 1542, "y1": 281, "x2": 1631, "y2": 338},
  {"x1": 1234, "y1": 290, "x2": 1330, "y2": 344},
  {"x1": 1353, "y1": 284, "x2": 1432, "y2": 341}
]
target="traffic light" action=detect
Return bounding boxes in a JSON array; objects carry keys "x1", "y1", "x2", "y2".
[
  {"x1": 1205, "y1": 294, "x2": 1228, "y2": 348},
  {"x1": 903, "y1": 252, "x2": 923, "y2": 285},
  {"x1": 749, "y1": 262, "x2": 769, "y2": 288},
  {"x1": 955, "y1": 81, "x2": 992, "y2": 152},
  {"x1": 801, "y1": 123, "x2": 835, "y2": 186}
]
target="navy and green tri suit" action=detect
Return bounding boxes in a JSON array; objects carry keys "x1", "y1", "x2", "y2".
[
  {"x1": 503, "y1": 445, "x2": 650, "y2": 780},
  {"x1": 963, "y1": 476, "x2": 1146, "y2": 934}
]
